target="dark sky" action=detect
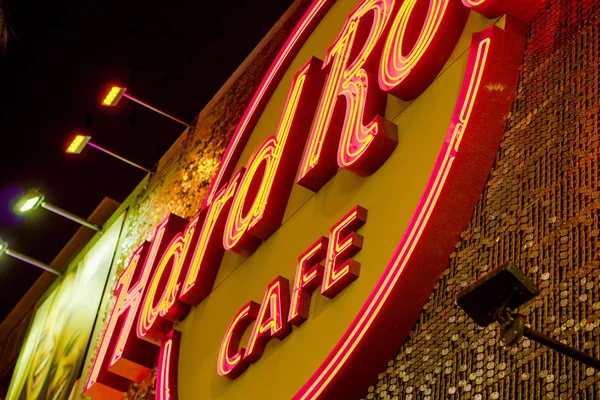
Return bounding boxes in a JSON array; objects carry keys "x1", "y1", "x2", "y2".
[{"x1": 0, "y1": 0, "x2": 295, "y2": 321}]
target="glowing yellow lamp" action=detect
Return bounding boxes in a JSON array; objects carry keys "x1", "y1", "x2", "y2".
[
  {"x1": 64, "y1": 133, "x2": 153, "y2": 174},
  {"x1": 66, "y1": 135, "x2": 92, "y2": 154},
  {"x1": 102, "y1": 86, "x2": 127, "y2": 107},
  {"x1": 17, "y1": 190, "x2": 45, "y2": 213},
  {"x1": 15, "y1": 189, "x2": 101, "y2": 231},
  {"x1": 99, "y1": 84, "x2": 189, "y2": 127}
]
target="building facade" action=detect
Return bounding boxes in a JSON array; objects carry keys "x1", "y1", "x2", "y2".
[{"x1": 5, "y1": 0, "x2": 600, "y2": 399}]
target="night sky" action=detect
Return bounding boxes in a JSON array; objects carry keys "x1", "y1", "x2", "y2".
[{"x1": 0, "y1": 0, "x2": 295, "y2": 322}]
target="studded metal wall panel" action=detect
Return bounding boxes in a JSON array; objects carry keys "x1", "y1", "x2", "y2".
[{"x1": 362, "y1": 1, "x2": 600, "y2": 399}]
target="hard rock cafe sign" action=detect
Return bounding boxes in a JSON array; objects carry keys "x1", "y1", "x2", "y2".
[{"x1": 83, "y1": 0, "x2": 547, "y2": 399}]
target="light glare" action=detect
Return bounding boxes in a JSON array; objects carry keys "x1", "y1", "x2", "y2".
[
  {"x1": 20, "y1": 196, "x2": 42, "y2": 212},
  {"x1": 16, "y1": 189, "x2": 45, "y2": 214}
]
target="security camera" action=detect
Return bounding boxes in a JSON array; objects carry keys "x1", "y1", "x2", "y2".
[
  {"x1": 457, "y1": 262, "x2": 600, "y2": 370},
  {"x1": 456, "y1": 261, "x2": 540, "y2": 327}
]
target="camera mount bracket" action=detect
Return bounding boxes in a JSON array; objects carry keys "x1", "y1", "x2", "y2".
[{"x1": 494, "y1": 298, "x2": 600, "y2": 370}]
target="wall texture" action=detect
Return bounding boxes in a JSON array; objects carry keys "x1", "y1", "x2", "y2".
[{"x1": 363, "y1": 1, "x2": 600, "y2": 399}]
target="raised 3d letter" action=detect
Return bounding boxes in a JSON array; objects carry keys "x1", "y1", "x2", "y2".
[
  {"x1": 322, "y1": 206, "x2": 368, "y2": 298},
  {"x1": 217, "y1": 301, "x2": 260, "y2": 378},
  {"x1": 137, "y1": 215, "x2": 198, "y2": 345},
  {"x1": 288, "y1": 236, "x2": 328, "y2": 326},
  {"x1": 178, "y1": 171, "x2": 243, "y2": 306},
  {"x1": 243, "y1": 277, "x2": 292, "y2": 363},
  {"x1": 298, "y1": 0, "x2": 398, "y2": 191},
  {"x1": 84, "y1": 243, "x2": 157, "y2": 399},
  {"x1": 379, "y1": 0, "x2": 469, "y2": 100},
  {"x1": 223, "y1": 58, "x2": 325, "y2": 255}
]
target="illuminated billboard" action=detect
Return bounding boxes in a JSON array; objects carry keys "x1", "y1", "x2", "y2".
[{"x1": 6, "y1": 214, "x2": 125, "y2": 400}]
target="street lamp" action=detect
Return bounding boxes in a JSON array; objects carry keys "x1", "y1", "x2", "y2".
[
  {"x1": 0, "y1": 239, "x2": 61, "y2": 276},
  {"x1": 65, "y1": 134, "x2": 153, "y2": 174},
  {"x1": 101, "y1": 86, "x2": 190, "y2": 128},
  {"x1": 16, "y1": 189, "x2": 102, "y2": 232}
]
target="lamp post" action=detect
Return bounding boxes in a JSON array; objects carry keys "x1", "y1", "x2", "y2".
[
  {"x1": 66, "y1": 134, "x2": 153, "y2": 174},
  {"x1": 16, "y1": 189, "x2": 102, "y2": 232},
  {"x1": 101, "y1": 86, "x2": 190, "y2": 127},
  {"x1": 0, "y1": 240, "x2": 61, "y2": 276}
]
